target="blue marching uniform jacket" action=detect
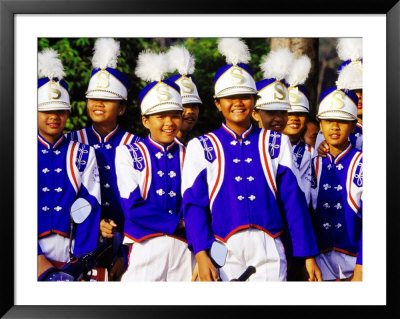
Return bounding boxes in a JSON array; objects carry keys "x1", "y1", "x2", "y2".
[
  {"x1": 115, "y1": 136, "x2": 186, "y2": 243},
  {"x1": 38, "y1": 134, "x2": 101, "y2": 257},
  {"x1": 66, "y1": 125, "x2": 142, "y2": 229},
  {"x1": 181, "y1": 123, "x2": 319, "y2": 257},
  {"x1": 310, "y1": 144, "x2": 363, "y2": 263}
]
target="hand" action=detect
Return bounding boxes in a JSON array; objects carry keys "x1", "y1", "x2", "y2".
[
  {"x1": 38, "y1": 254, "x2": 55, "y2": 278},
  {"x1": 305, "y1": 257, "x2": 323, "y2": 281},
  {"x1": 191, "y1": 262, "x2": 199, "y2": 281},
  {"x1": 348, "y1": 264, "x2": 362, "y2": 281},
  {"x1": 100, "y1": 219, "x2": 117, "y2": 239},
  {"x1": 108, "y1": 256, "x2": 125, "y2": 281},
  {"x1": 195, "y1": 250, "x2": 218, "y2": 281},
  {"x1": 176, "y1": 219, "x2": 185, "y2": 230},
  {"x1": 317, "y1": 140, "x2": 329, "y2": 157}
]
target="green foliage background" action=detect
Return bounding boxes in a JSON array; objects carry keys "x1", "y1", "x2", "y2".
[{"x1": 38, "y1": 38, "x2": 340, "y2": 139}]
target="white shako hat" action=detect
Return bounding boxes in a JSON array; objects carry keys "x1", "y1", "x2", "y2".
[
  {"x1": 85, "y1": 38, "x2": 129, "y2": 101},
  {"x1": 255, "y1": 47, "x2": 294, "y2": 111},
  {"x1": 286, "y1": 54, "x2": 312, "y2": 113},
  {"x1": 336, "y1": 38, "x2": 363, "y2": 91},
  {"x1": 38, "y1": 48, "x2": 71, "y2": 111},
  {"x1": 166, "y1": 45, "x2": 202, "y2": 105},
  {"x1": 213, "y1": 38, "x2": 257, "y2": 98},
  {"x1": 317, "y1": 87, "x2": 358, "y2": 121},
  {"x1": 135, "y1": 50, "x2": 183, "y2": 116}
]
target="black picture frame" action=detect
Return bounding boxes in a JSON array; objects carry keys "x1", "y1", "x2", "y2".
[{"x1": 1, "y1": 0, "x2": 399, "y2": 318}]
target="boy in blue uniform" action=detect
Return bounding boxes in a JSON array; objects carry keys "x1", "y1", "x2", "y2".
[
  {"x1": 311, "y1": 87, "x2": 363, "y2": 281},
  {"x1": 115, "y1": 50, "x2": 194, "y2": 281},
  {"x1": 66, "y1": 38, "x2": 141, "y2": 280},
  {"x1": 182, "y1": 39, "x2": 321, "y2": 281},
  {"x1": 37, "y1": 49, "x2": 101, "y2": 279},
  {"x1": 316, "y1": 38, "x2": 363, "y2": 155}
]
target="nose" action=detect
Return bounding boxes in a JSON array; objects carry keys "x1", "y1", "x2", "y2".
[{"x1": 232, "y1": 98, "x2": 244, "y2": 106}]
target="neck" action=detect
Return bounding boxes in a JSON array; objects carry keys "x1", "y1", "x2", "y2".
[
  {"x1": 93, "y1": 122, "x2": 117, "y2": 138},
  {"x1": 225, "y1": 121, "x2": 251, "y2": 140},
  {"x1": 176, "y1": 130, "x2": 188, "y2": 144},
  {"x1": 329, "y1": 141, "x2": 350, "y2": 158},
  {"x1": 288, "y1": 134, "x2": 301, "y2": 145},
  {"x1": 39, "y1": 132, "x2": 62, "y2": 145}
]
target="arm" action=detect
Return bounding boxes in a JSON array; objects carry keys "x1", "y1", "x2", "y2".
[
  {"x1": 182, "y1": 139, "x2": 216, "y2": 255},
  {"x1": 74, "y1": 146, "x2": 102, "y2": 256}
]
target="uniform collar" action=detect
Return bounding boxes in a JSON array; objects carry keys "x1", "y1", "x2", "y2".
[
  {"x1": 91, "y1": 124, "x2": 120, "y2": 143},
  {"x1": 38, "y1": 133, "x2": 65, "y2": 150},
  {"x1": 221, "y1": 123, "x2": 254, "y2": 140},
  {"x1": 147, "y1": 135, "x2": 179, "y2": 152},
  {"x1": 326, "y1": 143, "x2": 353, "y2": 164}
]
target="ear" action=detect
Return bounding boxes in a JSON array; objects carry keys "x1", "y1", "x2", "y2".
[
  {"x1": 251, "y1": 109, "x2": 260, "y2": 123},
  {"x1": 118, "y1": 102, "x2": 127, "y2": 116},
  {"x1": 214, "y1": 99, "x2": 222, "y2": 112},
  {"x1": 142, "y1": 116, "x2": 150, "y2": 130}
]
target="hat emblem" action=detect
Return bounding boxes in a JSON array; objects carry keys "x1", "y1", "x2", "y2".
[
  {"x1": 329, "y1": 90, "x2": 345, "y2": 109},
  {"x1": 156, "y1": 84, "x2": 171, "y2": 102},
  {"x1": 230, "y1": 67, "x2": 244, "y2": 85},
  {"x1": 289, "y1": 87, "x2": 300, "y2": 104},
  {"x1": 273, "y1": 82, "x2": 287, "y2": 101},
  {"x1": 180, "y1": 77, "x2": 194, "y2": 94},
  {"x1": 349, "y1": 60, "x2": 362, "y2": 73},
  {"x1": 96, "y1": 70, "x2": 110, "y2": 89},
  {"x1": 47, "y1": 81, "x2": 61, "y2": 100}
]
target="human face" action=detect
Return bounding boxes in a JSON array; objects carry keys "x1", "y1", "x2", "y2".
[
  {"x1": 252, "y1": 110, "x2": 288, "y2": 133},
  {"x1": 87, "y1": 98, "x2": 125, "y2": 127},
  {"x1": 320, "y1": 119, "x2": 356, "y2": 156},
  {"x1": 215, "y1": 94, "x2": 255, "y2": 134},
  {"x1": 181, "y1": 103, "x2": 200, "y2": 133},
  {"x1": 354, "y1": 90, "x2": 363, "y2": 119},
  {"x1": 303, "y1": 121, "x2": 319, "y2": 147},
  {"x1": 283, "y1": 112, "x2": 308, "y2": 140},
  {"x1": 142, "y1": 111, "x2": 182, "y2": 145},
  {"x1": 38, "y1": 110, "x2": 69, "y2": 144}
]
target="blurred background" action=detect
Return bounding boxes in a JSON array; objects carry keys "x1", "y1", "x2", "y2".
[{"x1": 38, "y1": 37, "x2": 342, "y2": 138}]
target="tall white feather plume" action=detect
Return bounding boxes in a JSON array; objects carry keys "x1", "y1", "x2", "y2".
[
  {"x1": 38, "y1": 48, "x2": 65, "y2": 80},
  {"x1": 336, "y1": 63, "x2": 362, "y2": 90},
  {"x1": 286, "y1": 55, "x2": 311, "y2": 87},
  {"x1": 167, "y1": 45, "x2": 195, "y2": 75},
  {"x1": 337, "y1": 38, "x2": 362, "y2": 61},
  {"x1": 91, "y1": 38, "x2": 120, "y2": 69},
  {"x1": 135, "y1": 50, "x2": 169, "y2": 82},
  {"x1": 218, "y1": 38, "x2": 251, "y2": 65},
  {"x1": 260, "y1": 47, "x2": 295, "y2": 81}
]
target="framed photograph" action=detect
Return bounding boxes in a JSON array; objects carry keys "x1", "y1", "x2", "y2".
[{"x1": 1, "y1": 0, "x2": 399, "y2": 317}]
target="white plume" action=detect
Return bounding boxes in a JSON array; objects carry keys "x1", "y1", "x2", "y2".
[
  {"x1": 260, "y1": 47, "x2": 295, "y2": 81},
  {"x1": 167, "y1": 45, "x2": 195, "y2": 75},
  {"x1": 91, "y1": 38, "x2": 120, "y2": 69},
  {"x1": 286, "y1": 55, "x2": 311, "y2": 86},
  {"x1": 38, "y1": 48, "x2": 65, "y2": 80},
  {"x1": 135, "y1": 50, "x2": 169, "y2": 82},
  {"x1": 336, "y1": 63, "x2": 362, "y2": 90},
  {"x1": 218, "y1": 38, "x2": 251, "y2": 65},
  {"x1": 337, "y1": 38, "x2": 362, "y2": 61}
]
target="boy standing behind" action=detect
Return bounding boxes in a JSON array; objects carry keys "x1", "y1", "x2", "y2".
[
  {"x1": 311, "y1": 87, "x2": 363, "y2": 281},
  {"x1": 115, "y1": 50, "x2": 194, "y2": 281},
  {"x1": 182, "y1": 39, "x2": 321, "y2": 281}
]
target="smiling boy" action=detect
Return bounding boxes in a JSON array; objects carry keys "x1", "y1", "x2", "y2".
[
  {"x1": 115, "y1": 50, "x2": 194, "y2": 281},
  {"x1": 182, "y1": 39, "x2": 321, "y2": 282},
  {"x1": 66, "y1": 38, "x2": 141, "y2": 280}
]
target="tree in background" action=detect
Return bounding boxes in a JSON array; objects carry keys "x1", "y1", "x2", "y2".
[{"x1": 38, "y1": 37, "x2": 339, "y2": 137}]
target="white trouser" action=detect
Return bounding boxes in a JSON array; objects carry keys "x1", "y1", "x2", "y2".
[
  {"x1": 121, "y1": 235, "x2": 195, "y2": 281},
  {"x1": 219, "y1": 228, "x2": 287, "y2": 281},
  {"x1": 315, "y1": 250, "x2": 357, "y2": 281},
  {"x1": 39, "y1": 233, "x2": 74, "y2": 263}
]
